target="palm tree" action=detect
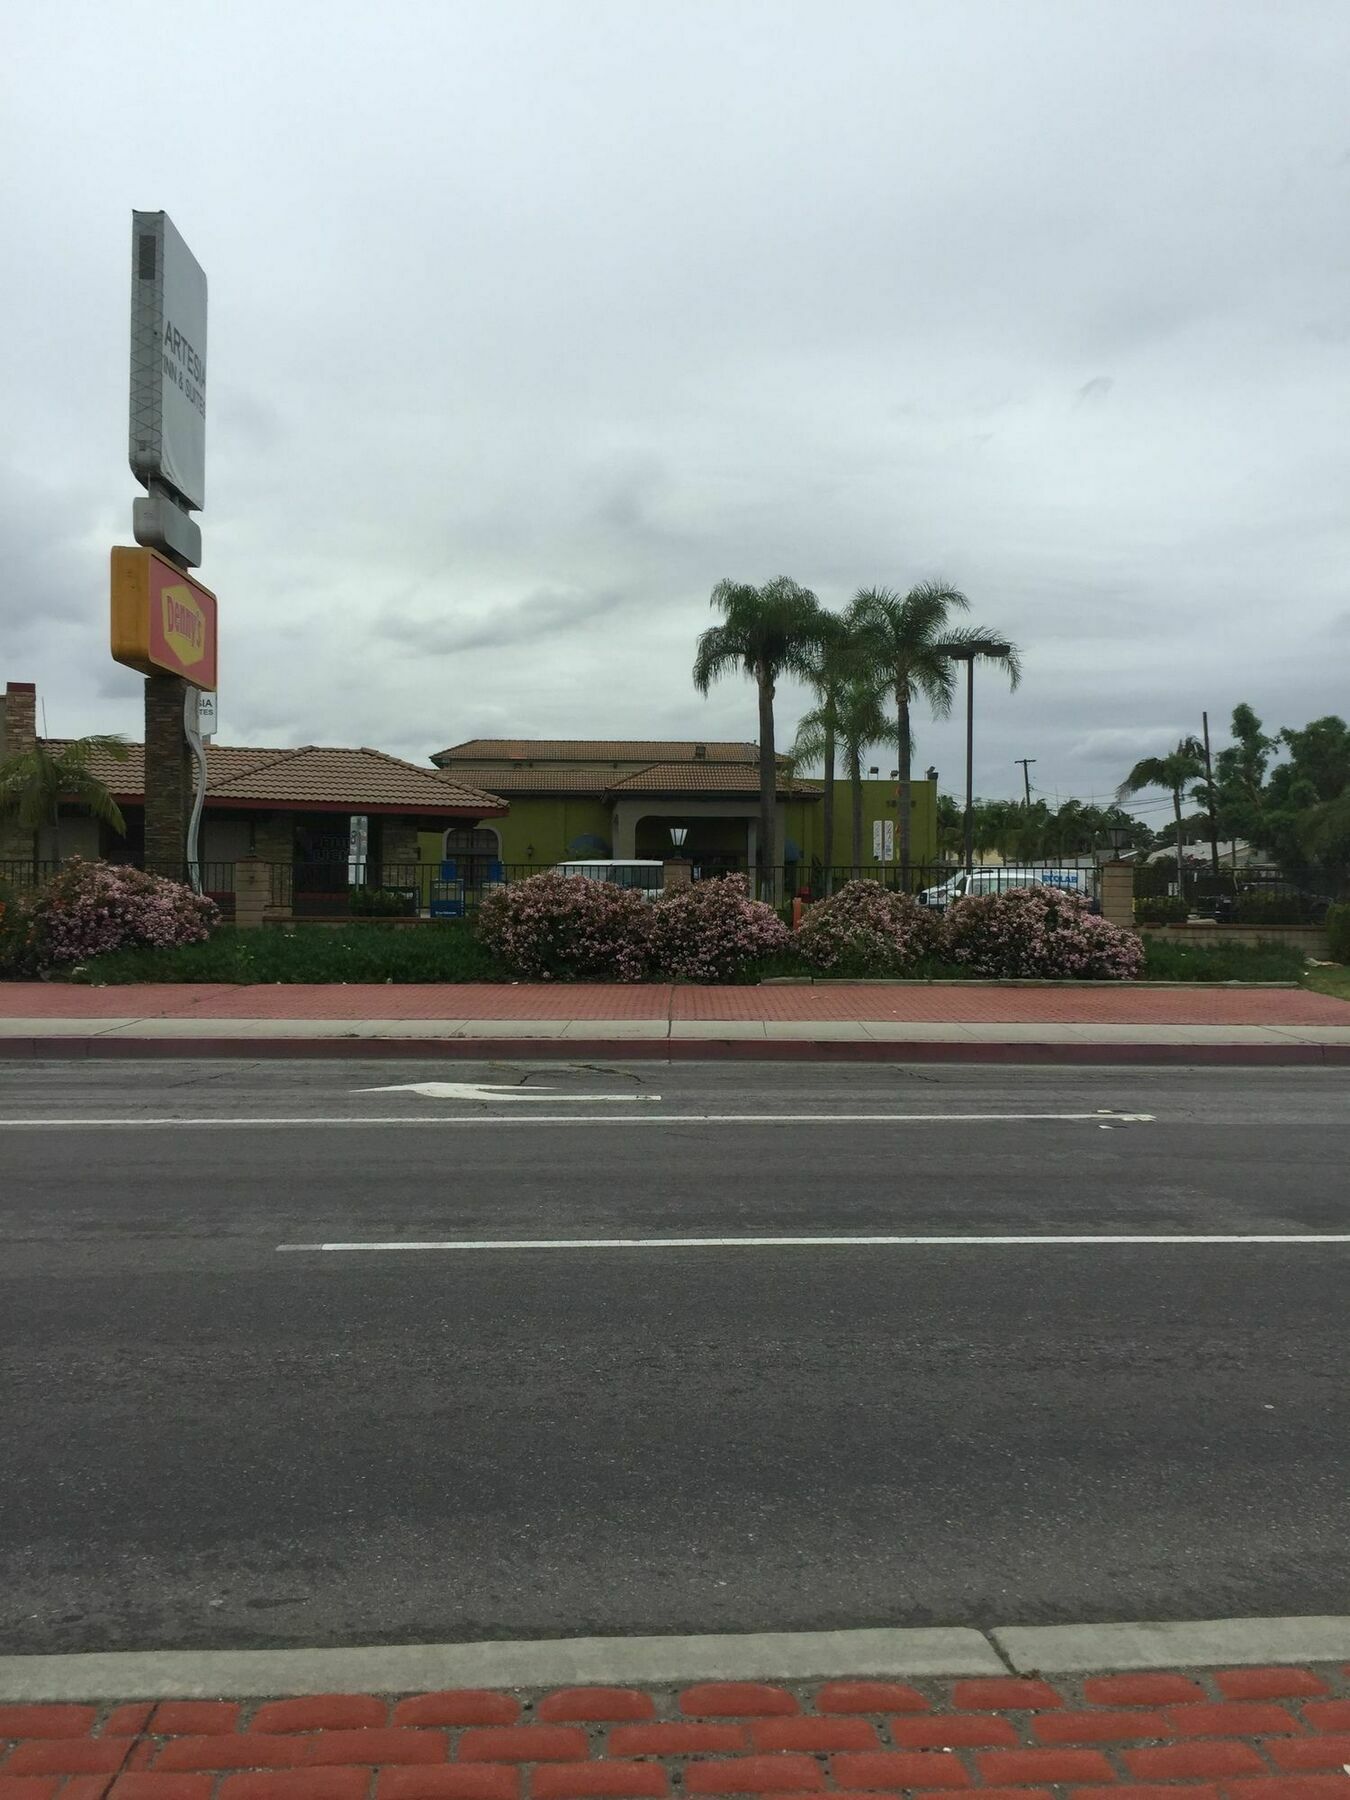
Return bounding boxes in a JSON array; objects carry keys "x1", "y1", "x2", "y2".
[
  {"x1": 792, "y1": 673, "x2": 894, "y2": 869},
  {"x1": 1117, "y1": 736, "x2": 1206, "y2": 903},
  {"x1": 0, "y1": 735, "x2": 129, "y2": 865},
  {"x1": 849, "y1": 583, "x2": 1021, "y2": 881},
  {"x1": 693, "y1": 576, "x2": 824, "y2": 891},
  {"x1": 792, "y1": 610, "x2": 856, "y2": 873}
]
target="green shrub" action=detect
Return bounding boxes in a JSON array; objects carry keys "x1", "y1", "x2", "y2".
[
  {"x1": 82, "y1": 921, "x2": 507, "y2": 984},
  {"x1": 1234, "y1": 890, "x2": 1322, "y2": 926},
  {"x1": 0, "y1": 878, "x2": 36, "y2": 976},
  {"x1": 350, "y1": 884, "x2": 417, "y2": 917},
  {"x1": 1327, "y1": 902, "x2": 1350, "y2": 963},
  {"x1": 1135, "y1": 895, "x2": 1188, "y2": 925},
  {"x1": 1141, "y1": 935, "x2": 1306, "y2": 982}
]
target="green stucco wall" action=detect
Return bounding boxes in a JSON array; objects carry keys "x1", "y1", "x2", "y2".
[
  {"x1": 416, "y1": 780, "x2": 935, "y2": 873},
  {"x1": 819, "y1": 777, "x2": 937, "y2": 868},
  {"x1": 418, "y1": 797, "x2": 612, "y2": 870}
]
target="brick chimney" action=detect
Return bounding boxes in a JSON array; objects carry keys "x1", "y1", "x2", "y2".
[
  {"x1": 1, "y1": 681, "x2": 37, "y2": 759},
  {"x1": 1, "y1": 681, "x2": 39, "y2": 860}
]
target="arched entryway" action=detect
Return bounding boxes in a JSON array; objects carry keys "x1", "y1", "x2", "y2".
[{"x1": 442, "y1": 825, "x2": 502, "y2": 888}]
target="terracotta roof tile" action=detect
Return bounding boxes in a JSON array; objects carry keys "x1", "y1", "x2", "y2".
[
  {"x1": 40, "y1": 739, "x2": 503, "y2": 815},
  {"x1": 436, "y1": 738, "x2": 775, "y2": 765},
  {"x1": 607, "y1": 762, "x2": 821, "y2": 797},
  {"x1": 433, "y1": 766, "x2": 615, "y2": 795}
]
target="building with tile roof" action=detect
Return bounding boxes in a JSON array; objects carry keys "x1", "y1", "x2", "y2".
[
  {"x1": 1, "y1": 681, "x2": 504, "y2": 905},
  {"x1": 427, "y1": 736, "x2": 937, "y2": 876}
]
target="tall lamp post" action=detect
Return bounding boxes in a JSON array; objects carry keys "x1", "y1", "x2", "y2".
[{"x1": 934, "y1": 640, "x2": 1012, "y2": 877}]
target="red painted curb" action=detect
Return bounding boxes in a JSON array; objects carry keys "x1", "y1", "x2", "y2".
[{"x1": 0, "y1": 1036, "x2": 1346, "y2": 1064}]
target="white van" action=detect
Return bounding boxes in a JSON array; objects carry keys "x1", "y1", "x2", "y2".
[
  {"x1": 551, "y1": 859, "x2": 665, "y2": 896},
  {"x1": 917, "y1": 867, "x2": 1096, "y2": 911}
]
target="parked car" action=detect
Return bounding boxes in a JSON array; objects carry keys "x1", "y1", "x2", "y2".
[
  {"x1": 917, "y1": 867, "x2": 1097, "y2": 911},
  {"x1": 551, "y1": 859, "x2": 665, "y2": 896}
]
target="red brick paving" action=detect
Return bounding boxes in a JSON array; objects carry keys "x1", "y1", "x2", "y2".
[
  {"x1": 0, "y1": 982, "x2": 1345, "y2": 1024},
  {"x1": 5, "y1": 1668, "x2": 1350, "y2": 1799}
]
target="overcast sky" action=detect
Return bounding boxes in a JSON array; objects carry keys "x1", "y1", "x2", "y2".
[{"x1": 4, "y1": 0, "x2": 1348, "y2": 820}]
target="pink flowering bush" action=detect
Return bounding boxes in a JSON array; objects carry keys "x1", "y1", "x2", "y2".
[
  {"x1": 28, "y1": 858, "x2": 218, "y2": 966},
  {"x1": 797, "y1": 881, "x2": 942, "y2": 975},
  {"x1": 942, "y1": 883, "x2": 1144, "y2": 980},
  {"x1": 647, "y1": 875, "x2": 790, "y2": 982},
  {"x1": 475, "y1": 872, "x2": 653, "y2": 981}
]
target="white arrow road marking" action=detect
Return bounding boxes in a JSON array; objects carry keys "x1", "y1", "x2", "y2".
[{"x1": 355, "y1": 1081, "x2": 661, "y2": 1103}]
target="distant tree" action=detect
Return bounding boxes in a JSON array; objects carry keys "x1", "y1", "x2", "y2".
[
  {"x1": 792, "y1": 675, "x2": 894, "y2": 868},
  {"x1": 1117, "y1": 737, "x2": 1206, "y2": 896},
  {"x1": 1266, "y1": 716, "x2": 1350, "y2": 888},
  {"x1": 1298, "y1": 790, "x2": 1350, "y2": 890},
  {"x1": 694, "y1": 577, "x2": 824, "y2": 888},
  {"x1": 850, "y1": 582, "x2": 1020, "y2": 878},
  {"x1": 792, "y1": 610, "x2": 858, "y2": 872},
  {"x1": 1213, "y1": 703, "x2": 1277, "y2": 845},
  {"x1": 0, "y1": 736, "x2": 129, "y2": 865},
  {"x1": 935, "y1": 793, "x2": 964, "y2": 860}
]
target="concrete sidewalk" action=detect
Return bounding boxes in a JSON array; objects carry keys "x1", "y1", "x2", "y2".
[{"x1": 2, "y1": 982, "x2": 1348, "y2": 1062}]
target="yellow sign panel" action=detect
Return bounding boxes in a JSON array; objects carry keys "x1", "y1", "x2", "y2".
[{"x1": 111, "y1": 547, "x2": 218, "y2": 690}]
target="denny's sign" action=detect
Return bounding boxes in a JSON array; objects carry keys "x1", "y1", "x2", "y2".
[{"x1": 111, "y1": 547, "x2": 218, "y2": 689}]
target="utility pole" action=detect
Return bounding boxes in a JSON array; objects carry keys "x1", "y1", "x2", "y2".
[
  {"x1": 1201, "y1": 711, "x2": 1220, "y2": 879},
  {"x1": 1015, "y1": 757, "x2": 1036, "y2": 808}
]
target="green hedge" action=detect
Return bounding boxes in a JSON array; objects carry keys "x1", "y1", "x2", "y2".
[
  {"x1": 1135, "y1": 896, "x2": 1188, "y2": 925},
  {"x1": 1327, "y1": 903, "x2": 1350, "y2": 963},
  {"x1": 1233, "y1": 890, "x2": 1323, "y2": 926},
  {"x1": 1139, "y1": 935, "x2": 1306, "y2": 983},
  {"x1": 81, "y1": 922, "x2": 507, "y2": 984},
  {"x1": 0, "y1": 878, "x2": 35, "y2": 976},
  {"x1": 67, "y1": 919, "x2": 1315, "y2": 986}
]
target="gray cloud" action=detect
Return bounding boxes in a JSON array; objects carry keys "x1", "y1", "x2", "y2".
[
  {"x1": 3, "y1": 0, "x2": 1349, "y2": 800},
  {"x1": 382, "y1": 585, "x2": 632, "y2": 656}
]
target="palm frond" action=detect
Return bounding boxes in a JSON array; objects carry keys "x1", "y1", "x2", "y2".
[
  {"x1": 65, "y1": 774, "x2": 126, "y2": 833},
  {"x1": 692, "y1": 624, "x2": 748, "y2": 694}
]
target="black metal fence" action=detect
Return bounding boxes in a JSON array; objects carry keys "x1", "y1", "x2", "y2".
[
  {"x1": 1133, "y1": 862, "x2": 1335, "y2": 924},
  {"x1": 13, "y1": 853, "x2": 1333, "y2": 930},
  {"x1": 0, "y1": 859, "x2": 65, "y2": 892},
  {"x1": 269, "y1": 861, "x2": 541, "y2": 918},
  {"x1": 3, "y1": 855, "x2": 1107, "y2": 916},
  {"x1": 750, "y1": 863, "x2": 1101, "y2": 905}
]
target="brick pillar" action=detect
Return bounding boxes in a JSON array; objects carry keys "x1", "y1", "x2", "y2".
[
  {"x1": 1100, "y1": 860, "x2": 1136, "y2": 932},
  {"x1": 233, "y1": 856, "x2": 271, "y2": 929},
  {"x1": 663, "y1": 857, "x2": 692, "y2": 893},
  {"x1": 143, "y1": 674, "x2": 193, "y2": 877},
  {"x1": 1, "y1": 682, "x2": 38, "y2": 861}
]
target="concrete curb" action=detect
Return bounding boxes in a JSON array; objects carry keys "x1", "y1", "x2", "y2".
[
  {"x1": 2, "y1": 1615, "x2": 1350, "y2": 1701},
  {"x1": 994, "y1": 1614, "x2": 1350, "y2": 1672},
  {"x1": 1, "y1": 1035, "x2": 1349, "y2": 1065},
  {"x1": 0, "y1": 1628, "x2": 1001, "y2": 1701}
]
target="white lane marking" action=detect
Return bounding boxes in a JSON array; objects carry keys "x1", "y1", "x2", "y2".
[
  {"x1": 278, "y1": 1234, "x2": 1350, "y2": 1253},
  {"x1": 0, "y1": 1110, "x2": 1156, "y2": 1129},
  {"x1": 355, "y1": 1081, "x2": 660, "y2": 1102}
]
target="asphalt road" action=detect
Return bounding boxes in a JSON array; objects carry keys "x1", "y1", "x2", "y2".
[{"x1": 2, "y1": 1057, "x2": 1347, "y2": 1655}]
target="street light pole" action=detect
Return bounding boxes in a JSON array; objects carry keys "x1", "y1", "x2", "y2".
[{"x1": 963, "y1": 656, "x2": 975, "y2": 875}]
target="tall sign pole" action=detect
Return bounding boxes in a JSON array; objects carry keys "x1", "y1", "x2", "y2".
[{"x1": 121, "y1": 212, "x2": 215, "y2": 883}]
